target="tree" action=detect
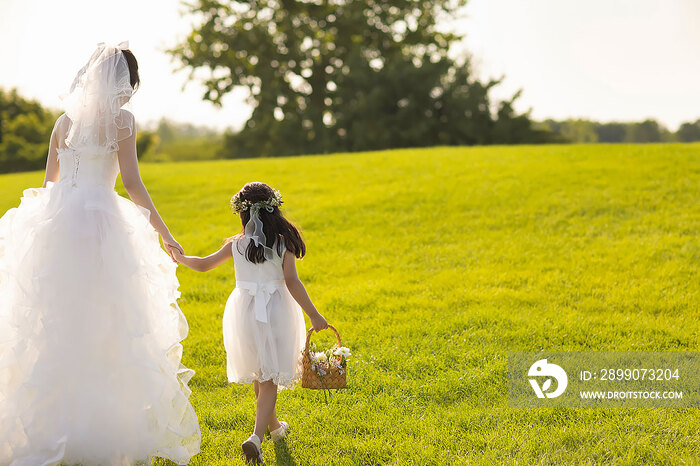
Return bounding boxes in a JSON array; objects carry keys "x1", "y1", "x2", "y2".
[
  {"x1": 136, "y1": 130, "x2": 159, "y2": 159},
  {"x1": 0, "y1": 89, "x2": 47, "y2": 144},
  {"x1": 0, "y1": 89, "x2": 57, "y2": 173},
  {"x1": 538, "y1": 119, "x2": 597, "y2": 143},
  {"x1": 676, "y1": 120, "x2": 700, "y2": 142},
  {"x1": 595, "y1": 122, "x2": 626, "y2": 143},
  {"x1": 170, "y1": 0, "x2": 551, "y2": 157},
  {"x1": 626, "y1": 119, "x2": 662, "y2": 143}
]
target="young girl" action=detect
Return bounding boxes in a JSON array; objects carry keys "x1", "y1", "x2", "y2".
[{"x1": 172, "y1": 181, "x2": 328, "y2": 465}]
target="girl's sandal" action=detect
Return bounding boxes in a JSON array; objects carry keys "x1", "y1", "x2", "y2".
[
  {"x1": 270, "y1": 421, "x2": 290, "y2": 442},
  {"x1": 242, "y1": 434, "x2": 265, "y2": 465}
]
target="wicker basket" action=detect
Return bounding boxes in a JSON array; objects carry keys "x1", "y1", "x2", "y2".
[{"x1": 301, "y1": 325, "x2": 347, "y2": 390}]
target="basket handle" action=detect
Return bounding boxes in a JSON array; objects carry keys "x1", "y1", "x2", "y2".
[{"x1": 304, "y1": 325, "x2": 342, "y2": 354}]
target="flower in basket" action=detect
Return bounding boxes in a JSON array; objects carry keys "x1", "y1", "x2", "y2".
[
  {"x1": 309, "y1": 351, "x2": 329, "y2": 375},
  {"x1": 333, "y1": 347, "x2": 351, "y2": 358},
  {"x1": 307, "y1": 342, "x2": 351, "y2": 378}
]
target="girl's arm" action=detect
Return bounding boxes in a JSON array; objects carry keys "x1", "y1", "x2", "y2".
[
  {"x1": 283, "y1": 251, "x2": 329, "y2": 330},
  {"x1": 172, "y1": 243, "x2": 232, "y2": 272},
  {"x1": 43, "y1": 117, "x2": 61, "y2": 187},
  {"x1": 116, "y1": 119, "x2": 182, "y2": 258}
]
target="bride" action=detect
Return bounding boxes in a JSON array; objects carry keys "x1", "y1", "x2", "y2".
[{"x1": 0, "y1": 42, "x2": 200, "y2": 465}]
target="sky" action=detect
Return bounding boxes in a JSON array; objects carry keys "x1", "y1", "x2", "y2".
[
  {"x1": 460, "y1": 0, "x2": 700, "y2": 130},
  {"x1": 0, "y1": 0, "x2": 698, "y2": 131}
]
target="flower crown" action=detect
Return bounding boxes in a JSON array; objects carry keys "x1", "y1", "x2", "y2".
[{"x1": 230, "y1": 189, "x2": 283, "y2": 213}]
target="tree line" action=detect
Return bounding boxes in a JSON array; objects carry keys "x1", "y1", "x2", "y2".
[
  {"x1": 539, "y1": 118, "x2": 700, "y2": 144},
  {"x1": 2, "y1": 86, "x2": 700, "y2": 173}
]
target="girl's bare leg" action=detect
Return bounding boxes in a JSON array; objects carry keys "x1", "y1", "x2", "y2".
[{"x1": 253, "y1": 380, "x2": 281, "y2": 440}]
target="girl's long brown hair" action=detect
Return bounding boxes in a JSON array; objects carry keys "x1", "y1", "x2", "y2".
[{"x1": 229, "y1": 182, "x2": 305, "y2": 263}]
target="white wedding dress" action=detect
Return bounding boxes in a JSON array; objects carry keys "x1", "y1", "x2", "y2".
[{"x1": 0, "y1": 125, "x2": 201, "y2": 464}]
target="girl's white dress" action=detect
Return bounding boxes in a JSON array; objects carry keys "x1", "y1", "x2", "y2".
[
  {"x1": 0, "y1": 119, "x2": 200, "y2": 465},
  {"x1": 223, "y1": 236, "x2": 306, "y2": 388}
]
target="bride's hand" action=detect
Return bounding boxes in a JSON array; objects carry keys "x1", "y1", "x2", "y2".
[
  {"x1": 171, "y1": 248, "x2": 186, "y2": 264},
  {"x1": 162, "y1": 235, "x2": 184, "y2": 262}
]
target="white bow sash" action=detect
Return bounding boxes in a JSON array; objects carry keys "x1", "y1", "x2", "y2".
[{"x1": 235, "y1": 280, "x2": 286, "y2": 323}]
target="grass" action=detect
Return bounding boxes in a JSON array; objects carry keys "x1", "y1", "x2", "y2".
[{"x1": 1, "y1": 144, "x2": 699, "y2": 464}]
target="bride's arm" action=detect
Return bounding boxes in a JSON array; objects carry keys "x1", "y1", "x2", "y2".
[
  {"x1": 117, "y1": 129, "x2": 183, "y2": 257},
  {"x1": 43, "y1": 118, "x2": 61, "y2": 187}
]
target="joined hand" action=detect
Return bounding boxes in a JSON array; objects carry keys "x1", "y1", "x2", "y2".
[{"x1": 162, "y1": 237, "x2": 184, "y2": 263}]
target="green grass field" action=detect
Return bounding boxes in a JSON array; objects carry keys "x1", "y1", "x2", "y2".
[{"x1": 1, "y1": 144, "x2": 699, "y2": 464}]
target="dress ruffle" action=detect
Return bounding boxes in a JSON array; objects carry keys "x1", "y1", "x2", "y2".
[{"x1": 0, "y1": 182, "x2": 200, "y2": 465}]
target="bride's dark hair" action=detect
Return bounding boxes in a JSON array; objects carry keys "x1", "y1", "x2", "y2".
[
  {"x1": 230, "y1": 182, "x2": 306, "y2": 263},
  {"x1": 121, "y1": 50, "x2": 140, "y2": 90}
]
